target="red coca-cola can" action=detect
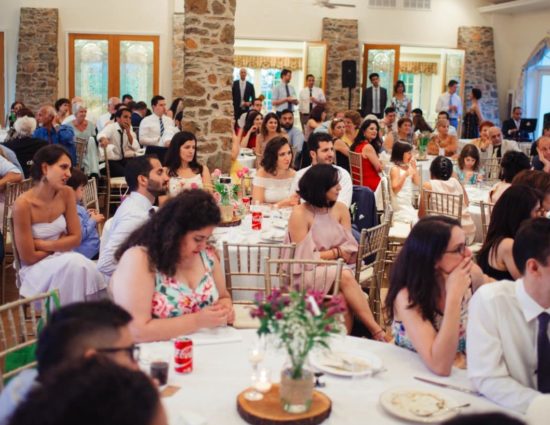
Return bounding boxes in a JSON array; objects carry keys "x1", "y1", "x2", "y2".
[
  {"x1": 242, "y1": 196, "x2": 251, "y2": 213},
  {"x1": 174, "y1": 337, "x2": 193, "y2": 374},
  {"x1": 251, "y1": 210, "x2": 262, "y2": 230}
]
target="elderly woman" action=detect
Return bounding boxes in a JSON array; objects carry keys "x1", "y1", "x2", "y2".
[
  {"x1": 66, "y1": 103, "x2": 99, "y2": 176},
  {"x1": 2, "y1": 116, "x2": 48, "y2": 178},
  {"x1": 427, "y1": 119, "x2": 458, "y2": 157}
]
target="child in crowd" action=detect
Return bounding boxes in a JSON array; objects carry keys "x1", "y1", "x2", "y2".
[
  {"x1": 453, "y1": 143, "x2": 483, "y2": 185},
  {"x1": 66, "y1": 169, "x2": 104, "y2": 259}
]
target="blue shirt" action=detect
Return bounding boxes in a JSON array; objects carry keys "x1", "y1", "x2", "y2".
[
  {"x1": 272, "y1": 83, "x2": 297, "y2": 112},
  {"x1": 74, "y1": 204, "x2": 100, "y2": 259},
  {"x1": 284, "y1": 126, "x2": 305, "y2": 153},
  {"x1": 33, "y1": 125, "x2": 76, "y2": 164}
]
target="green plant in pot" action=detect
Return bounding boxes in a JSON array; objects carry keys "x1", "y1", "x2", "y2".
[{"x1": 251, "y1": 288, "x2": 346, "y2": 413}]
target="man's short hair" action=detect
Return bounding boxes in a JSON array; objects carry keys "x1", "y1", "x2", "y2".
[
  {"x1": 280, "y1": 109, "x2": 293, "y2": 117},
  {"x1": 512, "y1": 106, "x2": 522, "y2": 113},
  {"x1": 448, "y1": 79, "x2": 458, "y2": 87},
  {"x1": 308, "y1": 132, "x2": 333, "y2": 153},
  {"x1": 133, "y1": 101, "x2": 148, "y2": 111},
  {"x1": 513, "y1": 218, "x2": 550, "y2": 274},
  {"x1": 438, "y1": 111, "x2": 450, "y2": 119},
  {"x1": 66, "y1": 168, "x2": 88, "y2": 190},
  {"x1": 36, "y1": 301, "x2": 132, "y2": 377},
  {"x1": 150, "y1": 95, "x2": 165, "y2": 107},
  {"x1": 306, "y1": 74, "x2": 314, "y2": 80},
  {"x1": 369, "y1": 73, "x2": 379, "y2": 81},
  {"x1": 54, "y1": 98, "x2": 70, "y2": 111},
  {"x1": 124, "y1": 155, "x2": 157, "y2": 192},
  {"x1": 412, "y1": 108, "x2": 423, "y2": 116},
  {"x1": 281, "y1": 69, "x2": 292, "y2": 78},
  {"x1": 384, "y1": 106, "x2": 396, "y2": 115},
  {"x1": 122, "y1": 94, "x2": 133, "y2": 102},
  {"x1": 115, "y1": 107, "x2": 131, "y2": 119}
]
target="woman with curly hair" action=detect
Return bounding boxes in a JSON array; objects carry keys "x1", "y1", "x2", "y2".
[
  {"x1": 254, "y1": 112, "x2": 286, "y2": 159},
  {"x1": 252, "y1": 136, "x2": 298, "y2": 207},
  {"x1": 111, "y1": 189, "x2": 234, "y2": 342}
]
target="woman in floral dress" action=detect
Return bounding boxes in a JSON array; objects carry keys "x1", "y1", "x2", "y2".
[{"x1": 111, "y1": 189, "x2": 234, "y2": 342}]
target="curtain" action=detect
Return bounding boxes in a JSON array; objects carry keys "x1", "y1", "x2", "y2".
[
  {"x1": 234, "y1": 55, "x2": 303, "y2": 71},
  {"x1": 398, "y1": 61, "x2": 438, "y2": 75},
  {"x1": 516, "y1": 37, "x2": 550, "y2": 107}
]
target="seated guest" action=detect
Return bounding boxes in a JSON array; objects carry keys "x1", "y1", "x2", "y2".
[
  {"x1": 330, "y1": 118, "x2": 349, "y2": 170},
  {"x1": 419, "y1": 156, "x2": 476, "y2": 244},
  {"x1": 434, "y1": 111, "x2": 458, "y2": 136},
  {"x1": 483, "y1": 126, "x2": 520, "y2": 160},
  {"x1": 428, "y1": 119, "x2": 458, "y2": 157},
  {"x1": 252, "y1": 137, "x2": 298, "y2": 208},
  {"x1": 386, "y1": 216, "x2": 485, "y2": 376},
  {"x1": 468, "y1": 218, "x2": 550, "y2": 413},
  {"x1": 130, "y1": 101, "x2": 148, "y2": 130},
  {"x1": 378, "y1": 107, "x2": 397, "y2": 138},
  {"x1": 139, "y1": 95, "x2": 176, "y2": 148},
  {"x1": 6, "y1": 101, "x2": 25, "y2": 129},
  {"x1": 0, "y1": 301, "x2": 137, "y2": 425},
  {"x1": 390, "y1": 141, "x2": 420, "y2": 224},
  {"x1": 412, "y1": 113, "x2": 433, "y2": 134},
  {"x1": 350, "y1": 119, "x2": 383, "y2": 191},
  {"x1": 122, "y1": 93, "x2": 133, "y2": 105},
  {"x1": 291, "y1": 133, "x2": 352, "y2": 207},
  {"x1": 533, "y1": 136, "x2": 550, "y2": 173},
  {"x1": 66, "y1": 169, "x2": 103, "y2": 260},
  {"x1": 97, "y1": 156, "x2": 168, "y2": 280},
  {"x1": 97, "y1": 107, "x2": 140, "y2": 177},
  {"x1": 255, "y1": 112, "x2": 286, "y2": 159},
  {"x1": 237, "y1": 97, "x2": 263, "y2": 129},
  {"x1": 304, "y1": 105, "x2": 326, "y2": 141},
  {"x1": 12, "y1": 145, "x2": 105, "y2": 304},
  {"x1": 488, "y1": 151, "x2": 531, "y2": 203},
  {"x1": 530, "y1": 124, "x2": 550, "y2": 156},
  {"x1": 112, "y1": 190, "x2": 234, "y2": 342},
  {"x1": 53, "y1": 97, "x2": 70, "y2": 126},
  {"x1": 288, "y1": 164, "x2": 387, "y2": 340},
  {"x1": 66, "y1": 102, "x2": 97, "y2": 171},
  {"x1": 237, "y1": 110, "x2": 263, "y2": 149},
  {"x1": 4, "y1": 107, "x2": 34, "y2": 142},
  {"x1": 165, "y1": 131, "x2": 211, "y2": 196},
  {"x1": 61, "y1": 96, "x2": 84, "y2": 125},
  {"x1": 9, "y1": 357, "x2": 164, "y2": 425},
  {"x1": 477, "y1": 185, "x2": 541, "y2": 281},
  {"x1": 33, "y1": 105, "x2": 76, "y2": 164},
  {"x1": 280, "y1": 109, "x2": 305, "y2": 161},
  {"x1": 384, "y1": 117, "x2": 414, "y2": 152},
  {"x1": 501, "y1": 106, "x2": 525, "y2": 141},
  {"x1": 512, "y1": 170, "x2": 550, "y2": 215},
  {"x1": 453, "y1": 144, "x2": 483, "y2": 185},
  {"x1": 471, "y1": 120, "x2": 494, "y2": 152},
  {"x1": 2, "y1": 116, "x2": 47, "y2": 178},
  {"x1": 97, "y1": 97, "x2": 120, "y2": 133},
  {"x1": 343, "y1": 110, "x2": 361, "y2": 147},
  {"x1": 167, "y1": 97, "x2": 183, "y2": 120}
]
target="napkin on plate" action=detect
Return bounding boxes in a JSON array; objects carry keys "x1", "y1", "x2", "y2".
[{"x1": 188, "y1": 326, "x2": 243, "y2": 346}]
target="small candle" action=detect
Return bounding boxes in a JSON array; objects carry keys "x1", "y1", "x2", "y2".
[
  {"x1": 254, "y1": 369, "x2": 272, "y2": 393},
  {"x1": 308, "y1": 295, "x2": 322, "y2": 316}
]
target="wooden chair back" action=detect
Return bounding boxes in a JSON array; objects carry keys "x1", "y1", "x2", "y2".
[
  {"x1": 421, "y1": 189, "x2": 463, "y2": 222},
  {"x1": 82, "y1": 177, "x2": 100, "y2": 211},
  {"x1": 348, "y1": 151, "x2": 363, "y2": 186},
  {"x1": 482, "y1": 157, "x2": 502, "y2": 182},
  {"x1": 74, "y1": 137, "x2": 88, "y2": 171},
  {"x1": 480, "y1": 201, "x2": 495, "y2": 243},
  {"x1": 7, "y1": 215, "x2": 23, "y2": 289}
]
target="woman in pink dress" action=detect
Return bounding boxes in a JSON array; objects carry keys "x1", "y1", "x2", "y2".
[{"x1": 287, "y1": 164, "x2": 387, "y2": 340}]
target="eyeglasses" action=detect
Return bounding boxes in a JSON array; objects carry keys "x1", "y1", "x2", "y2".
[
  {"x1": 97, "y1": 344, "x2": 141, "y2": 363},
  {"x1": 444, "y1": 244, "x2": 467, "y2": 256}
]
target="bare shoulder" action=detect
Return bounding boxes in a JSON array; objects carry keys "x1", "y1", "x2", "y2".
[
  {"x1": 256, "y1": 167, "x2": 268, "y2": 178},
  {"x1": 394, "y1": 288, "x2": 411, "y2": 311},
  {"x1": 13, "y1": 192, "x2": 32, "y2": 213},
  {"x1": 498, "y1": 238, "x2": 514, "y2": 255},
  {"x1": 332, "y1": 201, "x2": 349, "y2": 215},
  {"x1": 422, "y1": 181, "x2": 432, "y2": 190}
]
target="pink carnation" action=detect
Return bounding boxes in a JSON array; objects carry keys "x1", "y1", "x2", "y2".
[
  {"x1": 212, "y1": 169, "x2": 222, "y2": 178},
  {"x1": 190, "y1": 182, "x2": 199, "y2": 189},
  {"x1": 236, "y1": 169, "x2": 245, "y2": 179},
  {"x1": 242, "y1": 167, "x2": 250, "y2": 174}
]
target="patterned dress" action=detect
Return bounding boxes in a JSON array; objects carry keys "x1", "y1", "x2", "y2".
[
  {"x1": 391, "y1": 96, "x2": 411, "y2": 119},
  {"x1": 151, "y1": 248, "x2": 219, "y2": 318}
]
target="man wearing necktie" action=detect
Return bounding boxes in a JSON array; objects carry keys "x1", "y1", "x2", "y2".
[
  {"x1": 232, "y1": 68, "x2": 255, "y2": 122},
  {"x1": 272, "y1": 68, "x2": 299, "y2": 118},
  {"x1": 298, "y1": 74, "x2": 326, "y2": 130},
  {"x1": 467, "y1": 218, "x2": 550, "y2": 413},
  {"x1": 361, "y1": 73, "x2": 388, "y2": 119},
  {"x1": 436, "y1": 80, "x2": 462, "y2": 130}
]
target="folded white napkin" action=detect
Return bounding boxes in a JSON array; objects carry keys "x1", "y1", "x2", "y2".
[{"x1": 188, "y1": 326, "x2": 243, "y2": 346}]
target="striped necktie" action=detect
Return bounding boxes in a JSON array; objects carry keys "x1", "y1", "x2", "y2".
[
  {"x1": 159, "y1": 117, "x2": 165, "y2": 137},
  {"x1": 538, "y1": 313, "x2": 550, "y2": 393}
]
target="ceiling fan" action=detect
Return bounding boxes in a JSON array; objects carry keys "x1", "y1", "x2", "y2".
[{"x1": 313, "y1": 0, "x2": 356, "y2": 9}]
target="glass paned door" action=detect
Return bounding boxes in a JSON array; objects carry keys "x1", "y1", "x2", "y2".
[
  {"x1": 304, "y1": 42, "x2": 327, "y2": 92},
  {"x1": 537, "y1": 73, "x2": 550, "y2": 138},
  {"x1": 120, "y1": 40, "x2": 154, "y2": 104},
  {"x1": 442, "y1": 49, "x2": 465, "y2": 102},
  {"x1": 363, "y1": 45, "x2": 401, "y2": 96},
  {"x1": 73, "y1": 39, "x2": 109, "y2": 120}
]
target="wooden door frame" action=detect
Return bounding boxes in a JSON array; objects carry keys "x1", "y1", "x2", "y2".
[
  {"x1": 303, "y1": 41, "x2": 328, "y2": 93},
  {"x1": 68, "y1": 33, "x2": 159, "y2": 100},
  {"x1": 441, "y1": 49, "x2": 466, "y2": 107},
  {"x1": 1, "y1": 32, "x2": 5, "y2": 127},
  {"x1": 362, "y1": 44, "x2": 401, "y2": 90}
]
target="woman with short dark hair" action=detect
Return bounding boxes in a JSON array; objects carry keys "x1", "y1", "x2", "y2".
[
  {"x1": 488, "y1": 151, "x2": 531, "y2": 203},
  {"x1": 390, "y1": 80, "x2": 411, "y2": 119},
  {"x1": 288, "y1": 164, "x2": 387, "y2": 340},
  {"x1": 112, "y1": 189, "x2": 234, "y2": 342},
  {"x1": 462, "y1": 88, "x2": 484, "y2": 139},
  {"x1": 390, "y1": 141, "x2": 420, "y2": 223}
]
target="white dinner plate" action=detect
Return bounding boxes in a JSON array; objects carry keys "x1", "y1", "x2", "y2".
[
  {"x1": 259, "y1": 228, "x2": 285, "y2": 243},
  {"x1": 379, "y1": 387, "x2": 459, "y2": 423},
  {"x1": 309, "y1": 350, "x2": 383, "y2": 377}
]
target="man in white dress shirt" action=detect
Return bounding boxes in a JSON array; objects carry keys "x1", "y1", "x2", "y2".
[
  {"x1": 97, "y1": 107, "x2": 141, "y2": 177},
  {"x1": 272, "y1": 69, "x2": 298, "y2": 116},
  {"x1": 138, "y1": 95, "x2": 176, "y2": 147},
  {"x1": 436, "y1": 80, "x2": 462, "y2": 130},
  {"x1": 96, "y1": 97, "x2": 120, "y2": 133},
  {"x1": 290, "y1": 132, "x2": 352, "y2": 207},
  {"x1": 97, "y1": 156, "x2": 168, "y2": 280},
  {"x1": 467, "y1": 218, "x2": 550, "y2": 413},
  {"x1": 298, "y1": 74, "x2": 326, "y2": 129}
]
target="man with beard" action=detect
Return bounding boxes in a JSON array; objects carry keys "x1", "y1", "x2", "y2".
[
  {"x1": 279, "y1": 109, "x2": 304, "y2": 167},
  {"x1": 97, "y1": 156, "x2": 168, "y2": 280}
]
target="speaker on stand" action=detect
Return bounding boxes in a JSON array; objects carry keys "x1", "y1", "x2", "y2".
[{"x1": 342, "y1": 60, "x2": 357, "y2": 110}]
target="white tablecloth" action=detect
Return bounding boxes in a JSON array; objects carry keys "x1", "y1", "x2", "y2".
[
  {"x1": 140, "y1": 329, "x2": 517, "y2": 425},
  {"x1": 237, "y1": 154, "x2": 256, "y2": 170}
]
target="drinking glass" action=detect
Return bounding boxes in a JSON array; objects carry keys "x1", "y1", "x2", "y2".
[{"x1": 244, "y1": 336, "x2": 266, "y2": 401}]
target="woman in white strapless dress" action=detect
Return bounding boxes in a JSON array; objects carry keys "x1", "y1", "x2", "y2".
[
  {"x1": 389, "y1": 141, "x2": 420, "y2": 224},
  {"x1": 252, "y1": 137, "x2": 299, "y2": 208},
  {"x1": 164, "y1": 131, "x2": 212, "y2": 197},
  {"x1": 13, "y1": 145, "x2": 106, "y2": 305}
]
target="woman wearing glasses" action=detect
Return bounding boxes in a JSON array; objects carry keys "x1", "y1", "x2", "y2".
[{"x1": 385, "y1": 216, "x2": 486, "y2": 376}]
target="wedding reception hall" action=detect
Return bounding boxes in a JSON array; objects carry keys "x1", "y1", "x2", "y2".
[{"x1": 0, "y1": 0, "x2": 549, "y2": 424}]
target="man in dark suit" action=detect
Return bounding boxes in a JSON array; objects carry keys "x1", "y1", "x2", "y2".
[
  {"x1": 361, "y1": 73, "x2": 388, "y2": 119},
  {"x1": 502, "y1": 106, "x2": 527, "y2": 141},
  {"x1": 232, "y1": 68, "x2": 255, "y2": 122}
]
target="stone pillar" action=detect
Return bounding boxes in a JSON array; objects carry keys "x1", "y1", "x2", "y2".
[
  {"x1": 182, "y1": 0, "x2": 235, "y2": 172},
  {"x1": 457, "y1": 27, "x2": 499, "y2": 124},
  {"x1": 172, "y1": 13, "x2": 185, "y2": 100},
  {"x1": 15, "y1": 8, "x2": 59, "y2": 112},
  {"x1": 322, "y1": 18, "x2": 360, "y2": 112}
]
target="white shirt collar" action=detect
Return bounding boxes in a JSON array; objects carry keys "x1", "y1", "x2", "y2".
[
  {"x1": 515, "y1": 278, "x2": 550, "y2": 322},
  {"x1": 128, "y1": 191, "x2": 154, "y2": 209}
]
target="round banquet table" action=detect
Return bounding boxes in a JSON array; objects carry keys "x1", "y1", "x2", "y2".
[
  {"x1": 141, "y1": 329, "x2": 517, "y2": 425},
  {"x1": 238, "y1": 153, "x2": 256, "y2": 170}
]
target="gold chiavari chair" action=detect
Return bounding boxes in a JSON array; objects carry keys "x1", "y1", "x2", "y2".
[
  {"x1": 481, "y1": 157, "x2": 502, "y2": 182},
  {"x1": 101, "y1": 146, "x2": 128, "y2": 220},
  {"x1": 348, "y1": 151, "x2": 363, "y2": 186},
  {"x1": 74, "y1": 137, "x2": 88, "y2": 171},
  {"x1": 421, "y1": 189, "x2": 463, "y2": 222},
  {"x1": 480, "y1": 201, "x2": 495, "y2": 243}
]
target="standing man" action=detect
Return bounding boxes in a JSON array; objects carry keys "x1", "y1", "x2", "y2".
[
  {"x1": 298, "y1": 74, "x2": 326, "y2": 130},
  {"x1": 502, "y1": 107, "x2": 525, "y2": 141},
  {"x1": 138, "y1": 95, "x2": 176, "y2": 147},
  {"x1": 272, "y1": 68, "x2": 298, "y2": 117},
  {"x1": 232, "y1": 68, "x2": 255, "y2": 122},
  {"x1": 361, "y1": 73, "x2": 388, "y2": 119},
  {"x1": 436, "y1": 80, "x2": 462, "y2": 130}
]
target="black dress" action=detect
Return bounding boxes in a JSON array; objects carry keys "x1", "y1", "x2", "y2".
[{"x1": 462, "y1": 111, "x2": 479, "y2": 139}]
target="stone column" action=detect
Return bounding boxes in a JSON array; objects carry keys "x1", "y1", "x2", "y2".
[
  {"x1": 458, "y1": 27, "x2": 499, "y2": 124},
  {"x1": 182, "y1": 0, "x2": 236, "y2": 172},
  {"x1": 322, "y1": 18, "x2": 360, "y2": 113},
  {"x1": 15, "y1": 8, "x2": 59, "y2": 113},
  {"x1": 172, "y1": 13, "x2": 185, "y2": 100}
]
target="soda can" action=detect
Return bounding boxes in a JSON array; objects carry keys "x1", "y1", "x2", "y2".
[
  {"x1": 174, "y1": 337, "x2": 193, "y2": 374},
  {"x1": 251, "y1": 210, "x2": 262, "y2": 230},
  {"x1": 242, "y1": 196, "x2": 251, "y2": 213}
]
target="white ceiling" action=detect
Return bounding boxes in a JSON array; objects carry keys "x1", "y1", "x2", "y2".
[{"x1": 479, "y1": 0, "x2": 550, "y2": 14}]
